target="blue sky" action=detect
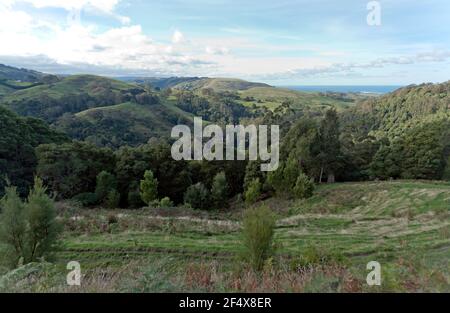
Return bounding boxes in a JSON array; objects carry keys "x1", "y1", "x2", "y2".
[{"x1": 0, "y1": 0, "x2": 449, "y2": 85}]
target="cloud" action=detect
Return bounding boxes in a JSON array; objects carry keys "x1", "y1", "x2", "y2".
[
  {"x1": 205, "y1": 46, "x2": 230, "y2": 55},
  {"x1": 260, "y1": 50, "x2": 450, "y2": 80},
  {"x1": 172, "y1": 30, "x2": 184, "y2": 44},
  {"x1": 8, "y1": 0, "x2": 120, "y2": 13}
]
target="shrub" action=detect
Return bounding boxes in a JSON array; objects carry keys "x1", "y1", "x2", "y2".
[
  {"x1": 95, "y1": 171, "x2": 117, "y2": 202},
  {"x1": 72, "y1": 192, "x2": 98, "y2": 207},
  {"x1": 184, "y1": 183, "x2": 209, "y2": 210},
  {"x1": 159, "y1": 197, "x2": 174, "y2": 208},
  {"x1": 104, "y1": 190, "x2": 120, "y2": 209},
  {"x1": 0, "y1": 186, "x2": 26, "y2": 268},
  {"x1": 0, "y1": 178, "x2": 60, "y2": 269},
  {"x1": 140, "y1": 170, "x2": 158, "y2": 205},
  {"x1": 244, "y1": 178, "x2": 261, "y2": 205},
  {"x1": 211, "y1": 171, "x2": 228, "y2": 209},
  {"x1": 241, "y1": 206, "x2": 276, "y2": 271},
  {"x1": 293, "y1": 173, "x2": 315, "y2": 199},
  {"x1": 127, "y1": 189, "x2": 143, "y2": 208}
]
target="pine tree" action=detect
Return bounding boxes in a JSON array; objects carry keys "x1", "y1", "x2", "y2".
[
  {"x1": 211, "y1": 171, "x2": 228, "y2": 209},
  {"x1": 140, "y1": 170, "x2": 158, "y2": 205}
]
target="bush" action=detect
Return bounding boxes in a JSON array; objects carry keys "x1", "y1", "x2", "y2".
[
  {"x1": 140, "y1": 170, "x2": 158, "y2": 205},
  {"x1": 244, "y1": 178, "x2": 261, "y2": 205},
  {"x1": 127, "y1": 189, "x2": 143, "y2": 208},
  {"x1": 95, "y1": 171, "x2": 117, "y2": 202},
  {"x1": 0, "y1": 178, "x2": 60, "y2": 269},
  {"x1": 184, "y1": 183, "x2": 209, "y2": 210},
  {"x1": 293, "y1": 173, "x2": 315, "y2": 199},
  {"x1": 159, "y1": 197, "x2": 174, "y2": 208},
  {"x1": 104, "y1": 190, "x2": 120, "y2": 209},
  {"x1": 211, "y1": 171, "x2": 228, "y2": 209},
  {"x1": 241, "y1": 206, "x2": 276, "y2": 271},
  {"x1": 72, "y1": 192, "x2": 98, "y2": 207}
]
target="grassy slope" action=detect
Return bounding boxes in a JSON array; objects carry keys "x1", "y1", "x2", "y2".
[
  {"x1": 239, "y1": 86, "x2": 367, "y2": 112},
  {"x1": 58, "y1": 181, "x2": 449, "y2": 272},
  {"x1": 2, "y1": 75, "x2": 133, "y2": 103},
  {"x1": 61, "y1": 99, "x2": 195, "y2": 146}
]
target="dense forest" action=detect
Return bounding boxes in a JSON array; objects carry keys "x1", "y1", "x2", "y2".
[{"x1": 1, "y1": 64, "x2": 450, "y2": 210}]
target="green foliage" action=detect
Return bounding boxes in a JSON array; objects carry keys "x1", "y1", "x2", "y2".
[
  {"x1": 293, "y1": 173, "x2": 315, "y2": 199},
  {"x1": 95, "y1": 171, "x2": 117, "y2": 202},
  {"x1": 159, "y1": 197, "x2": 174, "y2": 208},
  {"x1": 127, "y1": 188, "x2": 143, "y2": 209},
  {"x1": 0, "y1": 178, "x2": 60, "y2": 269},
  {"x1": 241, "y1": 206, "x2": 276, "y2": 271},
  {"x1": 72, "y1": 193, "x2": 98, "y2": 207},
  {"x1": 244, "y1": 178, "x2": 262, "y2": 205},
  {"x1": 184, "y1": 183, "x2": 209, "y2": 210},
  {"x1": 267, "y1": 156, "x2": 315, "y2": 199},
  {"x1": 0, "y1": 186, "x2": 26, "y2": 268},
  {"x1": 25, "y1": 178, "x2": 60, "y2": 262},
  {"x1": 0, "y1": 106, "x2": 67, "y2": 197},
  {"x1": 36, "y1": 141, "x2": 114, "y2": 199},
  {"x1": 104, "y1": 190, "x2": 120, "y2": 209},
  {"x1": 211, "y1": 171, "x2": 228, "y2": 209},
  {"x1": 140, "y1": 170, "x2": 158, "y2": 205}
]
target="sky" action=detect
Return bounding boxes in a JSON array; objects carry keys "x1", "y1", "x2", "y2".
[{"x1": 0, "y1": 0, "x2": 449, "y2": 85}]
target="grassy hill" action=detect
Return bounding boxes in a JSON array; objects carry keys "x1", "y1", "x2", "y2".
[
  {"x1": 1, "y1": 180, "x2": 448, "y2": 292},
  {"x1": 0, "y1": 63, "x2": 46, "y2": 82},
  {"x1": 55, "y1": 100, "x2": 194, "y2": 148}
]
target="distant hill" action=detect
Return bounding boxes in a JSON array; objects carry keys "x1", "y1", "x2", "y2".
[
  {"x1": 346, "y1": 81, "x2": 450, "y2": 138},
  {"x1": 54, "y1": 100, "x2": 194, "y2": 148},
  {"x1": 0, "y1": 74, "x2": 147, "y2": 122},
  {"x1": 0, "y1": 63, "x2": 46, "y2": 82},
  {"x1": 122, "y1": 76, "x2": 271, "y2": 92}
]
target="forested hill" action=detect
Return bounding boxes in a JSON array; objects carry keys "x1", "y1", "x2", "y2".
[
  {"x1": 0, "y1": 105, "x2": 68, "y2": 195},
  {"x1": 338, "y1": 81, "x2": 450, "y2": 182},
  {"x1": 346, "y1": 81, "x2": 450, "y2": 138}
]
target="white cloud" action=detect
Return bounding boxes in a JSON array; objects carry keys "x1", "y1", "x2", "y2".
[
  {"x1": 205, "y1": 46, "x2": 229, "y2": 55},
  {"x1": 172, "y1": 30, "x2": 184, "y2": 44},
  {"x1": 9, "y1": 0, "x2": 120, "y2": 13}
]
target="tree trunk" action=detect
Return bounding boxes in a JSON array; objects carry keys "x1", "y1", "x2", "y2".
[
  {"x1": 327, "y1": 172, "x2": 335, "y2": 184},
  {"x1": 319, "y1": 166, "x2": 324, "y2": 184}
]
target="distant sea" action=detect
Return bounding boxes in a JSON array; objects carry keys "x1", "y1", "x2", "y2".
[{"x1": 281, "y1": 85, "x2": 403, "y2": 94}]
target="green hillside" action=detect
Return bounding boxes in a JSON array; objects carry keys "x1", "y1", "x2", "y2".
[
  {"x1": 347, "y1": 81, "x2": 450, "y2": 138},
  {"x1": 55, "y1": 100, "x2": 194, "y2": 148},
  {"x1": 0, "y1": 74, "x2": 146, "y2": 121},
  {"x1": 172, "y1": 77, "x2": 270, "y2": 92},
  {"x1": 0, "y1": 63, "x2": 46, "y2": 82}
]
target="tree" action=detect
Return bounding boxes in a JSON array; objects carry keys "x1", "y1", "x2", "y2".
[
  {"x1": 0, "y1": 178, "x2": 60, "y2": 269},
  {"x1": 211, "y1": 171, "x2": 228, "y2": 209},
  {"x1": 241, "y1": 206, "x2": 276, "y2": 271},
  {"x1": 36, "y1": 141, "x2": 114, "y2": 199},
  {"x1": 244, "y1": 178, "x2": 262, "y2": 205},
  {"x1": 0, "y1": 185, "x2": 26, "y2": 268},
  {"x1": 105, "y1": 190, "x2": 120, "y2": 209},
  {"x1": 315, "y1": 109, "x2": 341, "y2": 183},
  {"x1": 140, "y1": 170, "x2": 158, "y2": 205},
  {"x1": 25, "y1": 177, "x2": 60, "y2": 262},
  {"x1": 95, "y1": 171, "x2": 117, "y2": 202},
  {"x1": 293, "y1": 173, "x2": 315, "y2": 199},
  {"x1": 184, "y1": 183, "x2": 209, "y2": 210}
]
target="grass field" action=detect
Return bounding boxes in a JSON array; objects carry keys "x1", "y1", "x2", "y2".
[{"x1": 1, "y1": 180, "x2": 449, "y2": 292}]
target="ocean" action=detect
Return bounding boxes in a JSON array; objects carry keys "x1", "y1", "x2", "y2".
[{"x1": 281, "y1": 85, "x2": 403, "y2": 94}]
